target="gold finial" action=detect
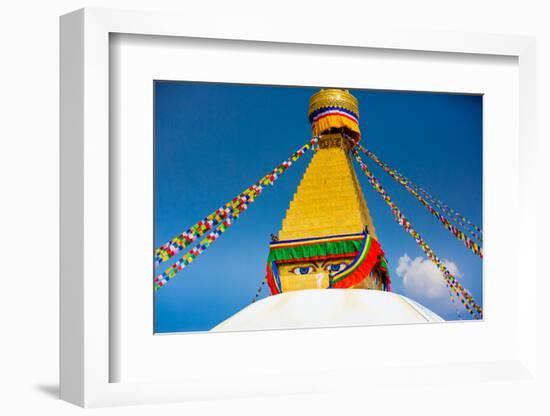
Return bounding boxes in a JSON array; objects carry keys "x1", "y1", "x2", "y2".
[{"x1": 308, "y1": 89, "x2": 359, "y2": 120}]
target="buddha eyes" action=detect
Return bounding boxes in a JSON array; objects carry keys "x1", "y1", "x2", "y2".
[
  {"x1": 292, "y1": 266, "x2": 313, "y2": 275},
  {"x1": 290, "y1": 263, "x2": 347, "y2": 275},
  {"x1": 326, "y1": 263, "x2": 347, "y2": 273}
]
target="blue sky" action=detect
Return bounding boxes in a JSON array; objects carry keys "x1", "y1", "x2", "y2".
[{"x1": 154, "y1": 81, "x2": 483, "y2": 333}]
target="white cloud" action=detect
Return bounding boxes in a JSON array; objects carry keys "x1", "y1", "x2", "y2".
[{"x1": 395, "y1": 254, "x2": 462, "y2": 299}]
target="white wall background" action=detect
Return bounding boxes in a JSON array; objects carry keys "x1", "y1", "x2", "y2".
[{"x1": 0, "y1": 0, "x2": 548, "y2": 414}]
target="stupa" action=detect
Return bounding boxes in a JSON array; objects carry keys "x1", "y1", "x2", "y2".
[{"x1": 212, "y1": 89, "x2": 443, "y2": 331}]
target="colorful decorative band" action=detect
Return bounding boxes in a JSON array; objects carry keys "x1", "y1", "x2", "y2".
[
  {"x1": 266, "y1": 261, "x2": 282, "y2": 295},
  {"x1": 267, "y1": 233, "x2": 365, "y2": 263},
  {"x1": 310, "y1": 109, "x2": 361, "y2": 137},
  {"x1": 330, "y1": 233, "x2": 389, "y2": 290},
  {"x1": 308, "y1": 106, "x2": 359, "y2": 124},
  {"x1": 270, "y1": 232, "x2": 364, "y2": 248}
]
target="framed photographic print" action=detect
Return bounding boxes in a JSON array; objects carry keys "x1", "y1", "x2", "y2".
[{"x1": 60, "y1": 8, "x2": 538, "y2": 407}]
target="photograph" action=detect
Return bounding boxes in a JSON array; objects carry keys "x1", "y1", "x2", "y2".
[{"x1": 153, "y1": 83, "x2": 483, "y2": 333}]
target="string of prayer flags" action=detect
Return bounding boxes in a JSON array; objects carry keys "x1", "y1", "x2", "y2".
[
  {"x1": 155, "y1": 202, "x2": 247, "y2": 290},
  {"x1": 154, "y1": 137, "x2": 319, "y2": 267},
  {"x1": 359, "y1": 145, "x2": 483, "y2": 242},
  {"x1": 357, "y1": 145, "x2": 483, "y2": 258},
  {"x1": 350, "y1": 148, "x2": 483, "y2": 319},
  {"x1": 154, "y1": 137, "x2": 319, "y2": 290}
]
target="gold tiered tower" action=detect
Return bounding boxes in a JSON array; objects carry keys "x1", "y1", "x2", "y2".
[{"x1": 266, "y1": 89, "x2": 389, "y2": 294}]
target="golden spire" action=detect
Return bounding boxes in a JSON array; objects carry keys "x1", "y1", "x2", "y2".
[
  {"x1": 278, "y1": 89, "x2": 376, "y2": 241},
  {"x1": 267, "y1": 89, "x2": 387, "y2": 293}
]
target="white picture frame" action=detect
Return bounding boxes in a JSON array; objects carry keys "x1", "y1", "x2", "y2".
[{"x1": 60, "y1": 7, "x2": 537, "y2": 407}]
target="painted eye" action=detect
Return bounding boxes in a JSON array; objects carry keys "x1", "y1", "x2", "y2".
[
  {"x1": 326, "y1": 263, "x2": 347, "y2": 273},
  {"x1": 292, "y1": 266, "x2": 313, "y2": 275}
]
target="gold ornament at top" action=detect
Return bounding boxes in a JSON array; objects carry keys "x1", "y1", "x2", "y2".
[{"x1": 308, "y1": 89, "x2": 360, "y2": 119}]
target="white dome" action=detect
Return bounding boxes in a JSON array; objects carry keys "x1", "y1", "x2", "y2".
[{"x1": 211, "y1": 289, "x2": 443, "y2": 332}]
